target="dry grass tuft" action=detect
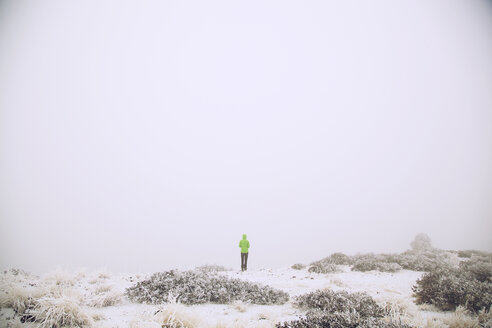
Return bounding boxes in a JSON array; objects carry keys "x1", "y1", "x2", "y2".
[
  {"x1": 94, "y1": 284, "x2": 112, "y2": 294},
  {"x1": 129, "y1": 298, "x2": 200, "y2": 328},
  {"x1": 0, "y1": 285, "x2": 46, "y2": 313},
  {"x1": 128, "y1": 321, "x2": 161, "y2": 328},
  {"x1": 32, "y1": 295, "x2": 94, "y2": 328},
  {"x1": 155, "y1": 302, "x2": 201, "y2": 328},
  {"x1": 91, "y1": 312, "x2": 106, "y2": 321},
  {"x1": 97, "y1": 270, "x2": 111, "y2": 280},
  {"x1": 423, "y1": 317, "x2": 445, "y2": 328},
  {"x1": 418, "y1": 303, "x2": 441, "y2": 312},
  {"x1": 329, "y1": 278, "x2": 346, "y2": 287},
  {"x1": 43, "y1": 269, "x2": 75, "y2": 287},
  {"x1": 478, "y1": 306, "x2": 492, "y2": 327},
  {"x1": 87, "y1": 290, "x2": 123, "y2": 307},
  {"x1": 232, "y1": 300, "x2": 248, "y2": 312},
  {"x1": 443, "y1": 306, "x2": 480, "y2": 328}
]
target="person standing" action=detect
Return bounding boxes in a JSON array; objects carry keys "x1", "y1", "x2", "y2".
[{"x1": 239, "y1": 234, "x2": 250, "y2": 271}]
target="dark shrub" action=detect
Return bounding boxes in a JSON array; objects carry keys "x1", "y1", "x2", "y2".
[
  {"x1": 459, "y1": 259, "x2": 492, "y2": 282},
  {"x1": 277, "y1": 290, "x2": 414, "y2": 328},
  {"x1": 457, "y1": 250, "x2": 492, "y2": 260},
  {"x1": 351, "y1": 253, "x2": 402, "y2": 273},
  {"x1": 294, "y1": 289, "x2": 384, "y2": 318},
  {"x1": 326, "y1": 253, "x2": 354, "y2": 265},
  {"x1": 309, "y1": 263, "x2": 340, "y2": 274},
  {"x1": 195, "y1": 264, "x2": 228, "y2": 273},
  {"x1": 412, "y1": 266, "x2": 492, "y2": 312},
  {"x1": 458, "y1": 250, "x2": 473, "y2": 258},
  {"x1": 276, "y1": 311, "x2": 415, "y2": 328},
  {"x1": 308, "y1": 253, "x2": 354, "y2": 274},
  {"x1": 125, "y1": 270, "x2": 289, "y2": 305},
  {"x1": 291, "y1": 263, "x2": 306, "y2": 270},
  {"x1": 395, "y1": 250, "x2": 449, "y2": 272},
  {"x1": 352, "y1": 259, "x2": 402, "y2": 273}
]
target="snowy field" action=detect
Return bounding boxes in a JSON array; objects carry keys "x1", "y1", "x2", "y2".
[{"x1": 0, "y1": 264, "x2": 473, "y2": 328}]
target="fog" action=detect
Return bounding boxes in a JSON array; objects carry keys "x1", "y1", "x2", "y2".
[{"x1": 1, "y1": 0, "x2": 491, "y2": 275}]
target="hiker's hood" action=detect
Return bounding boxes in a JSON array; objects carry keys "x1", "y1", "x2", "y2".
[{"x1": 242, "y1": 234, "x2": 247, "y2": 240}]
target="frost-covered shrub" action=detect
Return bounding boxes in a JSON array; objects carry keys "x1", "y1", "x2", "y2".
[
  {"x1": 412, "y1": 266, "x2": 492, "y2": 312},
  {"x1": 457, "y1": 250, "x2": 492, "y2": 260},
  {"x1": 350, "y1": 253, "x2": 402, "y2": 273},
  {"x1": 457, "y1": 250, "x2": 474, "y2": 258},
  {"x1": 308, "y1": 253, "x2": 352, "y2": 273},
  {"x1": 279, "y1": 289, "x2": 415, "y2": 328},
  {"x1": 459, "y1": 258, "x2": 492, "y2": 283},
  {"x1": 308, "y1": 263, "x2": 340, "y2": 274},
  {"x1": 276, "y1": 309, "x2": 415, "y2": 328},
  {"x1": 326, "y1": 252, "x2": 354, "y2": 265},
  {"x1": 352, "y1": 259, "x2": 402, "y2": 273},
  {"x1": 2, "y1": 268, "x2": 30, "y2": 276},
  {"x1": 126, "y1": 270, "x2": 289, "y2": 305},
  {"x1": 195, "y1": 264, "x2": 229, "y2": 273},
  {"x1": 309, "y1": 253, "x2": 354, "y2": 271},
  {"x1": 294, "y1": 289, "x2": 384, "y2": 318},
  {"x1": 395, "y1": 250, "x2": 450, "y2": 272},
  {"x1": 291, "y1": 264, "x2": 306, "y2": 270}
]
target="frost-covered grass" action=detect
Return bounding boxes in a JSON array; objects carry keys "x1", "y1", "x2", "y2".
[
  {"x1": 31, "y1": 295, "x2": 94, "y2": 328},
  {"x1": 87, "y1": 289, "x2": 123, "y2": 308}
]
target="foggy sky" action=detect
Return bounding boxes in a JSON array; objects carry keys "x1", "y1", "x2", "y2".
[{"x1": 1, "y1": 0, "x2": 491, "y2": 274}]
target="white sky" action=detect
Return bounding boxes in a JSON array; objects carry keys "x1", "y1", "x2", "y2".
[{"x1": 1, "y1": 0, "x2": 491, "y2": 274}]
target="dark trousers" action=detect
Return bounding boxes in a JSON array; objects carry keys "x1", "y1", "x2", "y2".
[{"x1": 241, "y1": 252, "x2": 248, "y2": 271}]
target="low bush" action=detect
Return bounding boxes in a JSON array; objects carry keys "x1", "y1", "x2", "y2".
[
  {"x1": 195, "y1": 264, "x2": 229, "y2": 273},
  {"x1": 459, "y1": 258, "x2": 492, "y2": 283},
  {"x1": 350, "y1": 253, "x2": 403, "y2": 273},
  {"x1": 278, "y1": 290, "x2": 414, "y2": 328},
  {"x1": 457, "y1": 250, "x2": 492, "y2": 260},
  {"x1": 352, "y1": 258, "x2": 402, "y2": 273},
  {"x1": 125, "y1": 270, "x2": 289, "y2": 305},
  {"x1": 412, "y1": 265, "x2": 492, "y2": 312},
  {"x1": 325, "y1": 253, "x2": 354, "y2": 265},
  {"x1": 308, "y1": 253, "x2": 354, "y2": 273},
  {"x1": 395, "y1": 250, "x2": 450, "y2": 272},
  {"x1": 294, "y1": 289, "x2": 384, "y2": 318},
  {"x1": 276, "y1": 310, "x2": 415, "y2": 328},
  {"x1": 308, "y1": 263, "x2": 340, "y2": 274},
  {"x1": 291, "y1": 263, "x2": 306, "y2": 270}
]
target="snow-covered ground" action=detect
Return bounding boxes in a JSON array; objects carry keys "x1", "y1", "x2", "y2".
[{"x1": 0, "y1": 266, "x2": 454, "y2": 328}]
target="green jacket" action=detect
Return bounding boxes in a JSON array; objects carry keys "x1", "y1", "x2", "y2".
[{"x1": 239, "y1": 234, "x2": 250, "y2": 253}]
